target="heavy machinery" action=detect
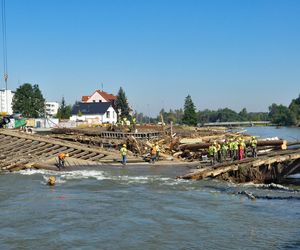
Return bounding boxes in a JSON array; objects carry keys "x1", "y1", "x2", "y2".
[{"x1": 0, "y1": 113, "x2": 27, "y2": 129}]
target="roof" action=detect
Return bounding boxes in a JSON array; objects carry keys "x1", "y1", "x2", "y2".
[
  {"x1": 71, "y1": 102, "x2": 114, "y2": 115},
  {"x1": 81, "y1": 96, "x2": 90, "y2": 102},
  {"x1": 95, "y1": 90, "x2": 117, "y2": 101}
]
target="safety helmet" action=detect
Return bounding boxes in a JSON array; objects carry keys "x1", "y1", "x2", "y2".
[
  {"x1": 66, "y1": 153, "x2": 69, "y2": 157},
  {"x1": 123, "y1": 144, "x2": 126, "y2": 147}
]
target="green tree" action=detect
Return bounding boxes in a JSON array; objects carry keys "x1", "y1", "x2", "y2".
[
  {"x1": 182, "y1": 95, "x2": 197, "y2": 126},
  {"x1": 268, "y1": 103, "x2": 293, "y2": 126},
  {"x1": 56, "y1": 97, "x2": 72, "y2": 119},
  {"x1": 289, "y1": 94, "x2": 300, "y2": 126},
  {"x1": 239, "y1": 108, "x2": 248, "y2": 121},
  {"x1": 216, "y1": 108, "x2": 240, "y2": 122},
  {"x1": 115, "y1": 87, "x2": 131, "y2": 120},
  {"x1": 12, "y1": 83, "x2": 45, "y2": 118}
]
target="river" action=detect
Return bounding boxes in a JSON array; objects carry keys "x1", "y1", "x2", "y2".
[{"x1": 0, "y1": 127, "x2": 299, "y2": 249}]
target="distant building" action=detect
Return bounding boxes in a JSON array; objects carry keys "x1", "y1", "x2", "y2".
[
  {"x1": 0, "y1": 89, "x2": 14, "y2": 114},
  {"x1": 45, "y1": 102, "x2": 59, "y2": 117},
  {"x1": 81, "y1": 90, "x2": 117, "y2": 106},
  {"x1": 70, "y1": 102, "x2": 117, "y2": 124}
]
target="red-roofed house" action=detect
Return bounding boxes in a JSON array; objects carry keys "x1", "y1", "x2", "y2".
[{"x1": 81, "y1": 90, "x2": 117, "y2": 105}]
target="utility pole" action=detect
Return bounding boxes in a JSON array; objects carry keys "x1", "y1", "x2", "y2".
[{"x1": 1, "y1": 0, "x2": 8, "y2": 113}]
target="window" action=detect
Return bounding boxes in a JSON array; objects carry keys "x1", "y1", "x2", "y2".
[{"x1": 106, "y1": 111, "x2": 110, "y2": 118}]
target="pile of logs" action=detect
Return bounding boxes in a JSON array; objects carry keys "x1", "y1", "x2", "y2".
[{"x1": 49, "y1": 125, "x2": 299, "y2": 163}]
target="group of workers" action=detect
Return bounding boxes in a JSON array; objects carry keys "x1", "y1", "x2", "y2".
[
  {"x1": 208, "y1": 136, "x2": 257, "y2": 165},
  {"x1": 120, "y1": 142, "x2": 161, "y2": 165},
  {"x1": 56, "y1": 136, "x2": 258, "y2": 169}
]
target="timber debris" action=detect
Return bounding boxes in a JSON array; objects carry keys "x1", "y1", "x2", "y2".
[{"x1": 1, "y1": 123, "x2": 300, "y2": 183}]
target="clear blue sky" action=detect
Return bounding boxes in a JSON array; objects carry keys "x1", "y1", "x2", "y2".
[{"x1": 2, "y1": 0, "x2": 300, "y2": 116}]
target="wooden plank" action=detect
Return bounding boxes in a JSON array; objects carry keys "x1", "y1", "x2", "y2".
[
  {"x1": 79, "y1": 152, "x2": 98, "y2": 160},
  {"x1": 87, "y1": 154, "x2": 106, "y2": 161},
  {"x1": 180, "y1": 149, "x2": 300, "y2": 180},
  {"x1": 34, "y1": 145, "x2": 62, "y2": 155},
  {"x1": 0, "y1": 138, "x2": 27, "y2": 151},
  {"x1": 0, "y1": 130, "x2": 108, "y2": 156},
  {"x1": 2, "y1": 141, "x2": 46, "y2": 157}
]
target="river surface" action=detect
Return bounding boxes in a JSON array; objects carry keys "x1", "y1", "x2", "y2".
[{"x1": 0, "y1": 127, "x2": 300, "y2": 250}]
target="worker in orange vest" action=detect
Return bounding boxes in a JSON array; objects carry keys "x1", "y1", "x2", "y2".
[
  {"x1": 150, "y1": 144, "x2": 157, "y2": 163},
  {"x1": 58, "y1": 153, "x2": 69, "y2": 170}
]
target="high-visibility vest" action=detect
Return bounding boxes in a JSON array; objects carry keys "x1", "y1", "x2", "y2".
[
  {"x1": 233, "y1": 141, "x2": 239, "y2": 150},
  {"x1": 58, "y1": 153, "x2": 66, "y2": 160},
  {"x1": 120, "y1": 147, "x2": 127, "y2": 156},
  {"x1": 151, "y1": 146, "x2": 157, "y2": 155},
  {"x1": 208, "y1": 145, "x2": 217, "y2": 156},
  {"x1": 221, "y1": 144, "x2": 228, "y2": 151},
  {"x1": 251, "y1": 139, "x2": 257, "y2": 147}
]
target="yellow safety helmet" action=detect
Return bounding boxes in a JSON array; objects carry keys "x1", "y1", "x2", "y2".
[
  {"x1": 123, "y1": 144, "x2": 126, "y2": 147},
  {"x1": 48, "y1": 176, "x2": 56, "y2": 186}
]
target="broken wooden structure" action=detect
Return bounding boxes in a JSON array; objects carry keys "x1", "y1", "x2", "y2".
[
  {"x1": 180, "y1": 148, "x2": 300, "y2": 184},
  {"x1": 0, "y1": 129, "x2": 142, "y2": 172}
]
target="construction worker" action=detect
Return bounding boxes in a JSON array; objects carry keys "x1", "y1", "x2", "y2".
[
  {"x1": 232, "y1": 139, "x2": 239, "y2": 161},
  {"x1": 250, "y1": 136, "x2": 257, "y2": 157},
  {"x1": 220, "y1": 141, "x2": 228, "y2": 162},
  {"x1": 238, "y1": 139, "x2": 244, "y2": 160},
  {"x1": 58, "y1": 153, "x2": 69, "y2": 170},
  {"x1": 155, "y1": 142, "x2": 160, "y2": 161},
  {"x1": 150, "y1": 144, "x2": 157, "y2": 163},
  {"x1": 120, "y1": 144, "x2": 127, "y2": 165},
  {"x1": 208, "y1": 142, "x2": 217, "y2": 165},
  {"x1": 216, "y1": 142, "x2": 221, "y2": 162}
]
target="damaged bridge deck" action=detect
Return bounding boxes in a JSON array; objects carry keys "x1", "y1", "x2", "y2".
[{"x1": 0, "y1": 130, "x2": 137, "y2": 171}]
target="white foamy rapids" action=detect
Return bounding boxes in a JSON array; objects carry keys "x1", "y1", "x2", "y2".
[
  {"x1": 17, "y1": 169, "x2": 57, "y2": 176},
  {"x1": 287, "y1": 173, "x2": 300, "y2": 179},
  {"x1": 15, "y1": 169, "x2": 186, "y2": 185},
  {"x1": 241, "y1": 182, "x2": 291, "y2": 191}
]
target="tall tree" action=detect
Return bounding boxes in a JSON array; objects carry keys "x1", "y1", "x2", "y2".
[
  {"x1": 115, "y1": 87, "x2": 131, "y2": 120},
  {"x1": 268, "y1": 103, "x2": 293, "y2": 126},
  {"x1": 239, "y1": 108, "x2": 248, "y2": 121},
  {"x1": 289, "y1": 94, "x2": 300, "y2": 126},
  {"x1": 12, "y1": 83, "x2": 45, "y2": 118},
  {"x1": 182, "y1": 95, "x2": 197, "y2": 126},
  {"x1": 56, "y1": 97, "x2": 72, "y2": 119}
]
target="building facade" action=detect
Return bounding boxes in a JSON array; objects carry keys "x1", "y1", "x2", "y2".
[
  {"x1": 70, "y1": 102, "x2": 117, "y2": 124},
  {"x1": 0, "y1": 89, "x2": 14, "y2": 114},
  {"x1": 45, "y1": 102, "x2": 59, "y2": 117}
]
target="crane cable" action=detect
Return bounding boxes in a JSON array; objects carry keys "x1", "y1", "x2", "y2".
[{"x1": 1, "y1": 0, "x2": 8, "y2": 88}]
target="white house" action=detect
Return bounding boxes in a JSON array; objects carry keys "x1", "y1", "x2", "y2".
[
  {"x1": 45, "y1": 101, "x2": 59, "y2": 117},
  {"x1": 0, "y1": 89, "x2": 14, "y2": 114},
  {"x1": 81, "y1": 90, "x2": 116, "y2": 105},
  {"x1": 70, "y1": 102, "x2": 117, "y2": 124}
]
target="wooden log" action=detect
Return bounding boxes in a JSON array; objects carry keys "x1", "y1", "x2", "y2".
[{"x1": 180, "y1": 149, "x2": 300, "y2": 181}]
